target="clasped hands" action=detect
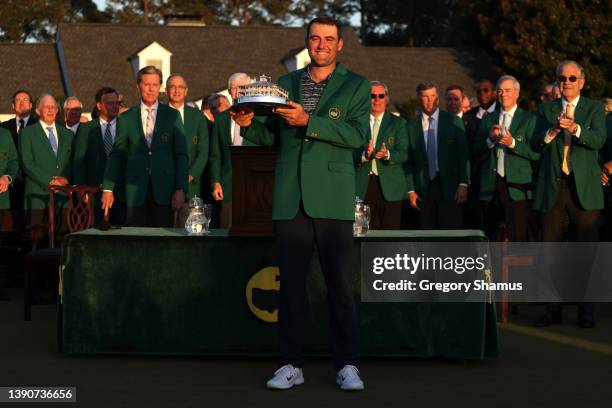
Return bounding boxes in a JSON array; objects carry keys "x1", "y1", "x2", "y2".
[
  {"x1": 548, "y1": 113, "x2": 578, "y2": 139},
  {"x1": 489, "y1": 124, "x2": 514, "y2": 147},
  {"x1": 365, "y1": 140, "x2": 389, "y2": 161}
]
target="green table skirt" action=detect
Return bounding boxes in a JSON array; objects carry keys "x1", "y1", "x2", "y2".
[{"x1": 59, "y1": 228, "x2": 498, "y2": 359}]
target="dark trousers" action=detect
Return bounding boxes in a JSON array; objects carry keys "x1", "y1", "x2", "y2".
[
  {"x1": 483, "y1": 176, "x2": 530, "y2": 242},
  {"x1": 364, "y1": 175, "x2": 402, "y2": 230},
  {"x1": 417, "y1": 176, "x2": 463, "y2": 229},
  {"x1": 126, "y1": 178, "x2": 172, "y2": 227},
  {"x1": 542, "y1": 174, "x2": 600, "y2": 316},
  {"x1": 464, "y1": 183, "x2": 484, "y2": 230},
  {"x1": 275, "y1": 205, "x2": 359, "y2": 370}
]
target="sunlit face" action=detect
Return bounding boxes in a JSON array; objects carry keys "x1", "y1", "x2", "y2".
[
  {"x1": 558, "y1": 63, "x2": 584, "y2": 102},
  {"x1": 64, "y1": 99, "x2": 82, "y2": 126},
  {"x1": 497, "y1": 80, "x2": 519, "y2": 111},
  {"x1": 229, "y1": 77, "x2": 250, "y2": 100},
  {"x1": 419, "y1": 88, "x2": 439, "y2": 116},
  {"x1": 167, "y1": 76, "x2": 188, "y2": 105},
  {"x1": 36, "y1": 96, "x2": 59, "y2": 125},
  {"x1": 306, "y1": 23, "x2": 343, "y2": 68},
  {"x1": 13, "y1": 92, "x2": 32, "y2": 117},
  {"x1": 445, "y1": 89, "x2": 463, "y2": 115},
  {"x1": 96, "y1": 92, "x2": 120, "y2": 121},
  {"x1": 370, "y1": 84, "x2": 387, "y2": 116},
  {"x1": 138, "y1": 73, "x2": 162, "y2": 106},
  {"x1": 476, "y1": 81, "x2": 495, "y2": 107}
]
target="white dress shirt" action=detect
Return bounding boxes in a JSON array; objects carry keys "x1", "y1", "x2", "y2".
[
  {"x1": 140, "y1": 100, "x2": 159, "y2": 133},
  {"x1": 486, "y1": 104, "x2": 517, "y2": 150},
  {"x1": 230, "y1": 117, "x2": 243, "y2": 146},
  {"x1": 67, "y1": 123, "x2": 80, "y2": 135},
  {"x1": 16, "y1": 115, "x2": 30, "y2": 132},
  {"x1": 476, "y1": 101, "x2": 497, "y2": 119},
  {"x1": 170, "y1": 103, "x2": 185, "y2": 124},
  {"x1": 39, "y1": 120, "x2": 58, "y2": 144},
  {"x1": 99, "y1": 117, "x2": 117, "y2": 143}
]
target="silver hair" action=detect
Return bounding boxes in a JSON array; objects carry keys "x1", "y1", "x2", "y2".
[
  {"x1": 137, "y1": 65, "x2": 163, "y2": 84},
  {"x1": 370, "y1": 80, "x2": 389, "y2": 96},
  {"x1": 227, "y1": 72, "x2": 251, "y2": 89},
  {"x1": 497, "y1": 75, "x2": 520, "y2": 92},
  {"x1": 63, "y1": 96, "x2": 83, "y2": 109},
  {"x1": 166, "y1": 73, "x2": 187, "y2": 88},
  {"x1": 36, "y1": 93, "x2": 58, "y2": 109},
  {"x1": 555, "y1": 60, "x2": 585, "y2": 79}
]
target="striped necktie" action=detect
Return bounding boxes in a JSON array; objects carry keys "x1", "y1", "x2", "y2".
[
  {"x1": 103, "y1": 123, "x2": 113, "y2": 156},
  {"x1": 427, "y1": 116, "x2": 437, "y2": 179},
  {"x1": 371, "y1": 116, "x2": 381, "y2": 175},
  {"x1": 561, "y1": 103, "x2": 574, "y2": 175},
  {"x1": 47, "y1": 127, "x2": 58, "y2": 156},
  {"x1": 145, "y1": 108, "x2": 154, "y2": 148}
]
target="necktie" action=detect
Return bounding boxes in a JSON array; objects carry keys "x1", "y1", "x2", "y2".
[
  {"x1": 371, "y1": 117, "x2": 381, "y2": 175},
  {"x1": 497, "y1": 112, "x2": 510, "y2": 177},
  {"x1": 145, "y1": 108, "x2": 154, "y2": 148},
  {"x1": 561, "y1": 103, "x2": 574, "y2": 175},
  {"x1": 427, "y1": 116, "x2": 437, "y2": 180},
  {"x1": 18, "y1": 118, "x2": 25, "y2": 134},
  {"x1": 47, "y1": 127, "x2": 58, "y2": 156},
  {"x1": 232, "y1": 120, "x2": 243, "y2": 146},
  {"x1": 103, "y1": 123, "x2": 113, "y2": 156}
]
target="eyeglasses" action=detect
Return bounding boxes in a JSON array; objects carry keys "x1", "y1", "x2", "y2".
[
  {"x1": 558, "y1": 75, "x2": 580, "y2": 83},
  {"x1": 371, "y1": 93, "x2": 386, "y2": 99},
  {"x1": 476, "y1": 88, "x2": 491, "y2": 94}
]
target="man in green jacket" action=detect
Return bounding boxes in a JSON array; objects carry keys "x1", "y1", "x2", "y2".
[
  {"x1": 166, "y1": 74, "x2": 209, "y2": 226},
  {"x1": 101, "y1": 66, "x2": 188, "y2": 227},
  {"x1": 0, "y1": 127, "x2": 19, "y2": 229},
  {"x1": 209, "y1": 73, "x2": 253, "y2": 229},
  {"x1": 474, "y1": 75, "x2": 539, "y2": 241},
  {"x1": 532, "y1": 60, "x2": 607, "y2": 328},
  {"x1": 405, "y1": 82, "x2": 470, "y2": 229},
  {"x1": 19, "y1": 94, "x2": 72, "y2": 228},
  {"x1": 73, "y1": 87, "x2": 126, "y2": 226},
  {"x1": 354, "y1": 81, "x2": 408, "y2": 229},
  {"x1": 233, "y1": 17, "x2": 367, "y2": 391}
]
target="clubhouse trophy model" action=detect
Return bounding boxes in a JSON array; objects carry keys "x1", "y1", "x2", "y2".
[{"x1": 233, "y1": 74, "x2": 291, "y2": 115}]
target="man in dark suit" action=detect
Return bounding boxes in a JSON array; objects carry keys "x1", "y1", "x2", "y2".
[
  {"x1": 73, "y1": 87, "x2": 126, "y2": 226},
  {"x1": 210, "y1": 73, "x2": 253, "y2": 229},
  {"x1": 354, "y1": 81, "x2": 408, "y2": 229},
  {"x1": 474, "y1": 76, "x2": 539, "y2": 241},
  {"x1": 166, "y1": 74, "x2": 209, "y2": 226},
  {"x1": 19, "y1": 94, "x2": 72, "y2": 228},
  {"x1": 1, "y1": 90, "x2": 37, "y2": 231},
  {"x1": 101, "y1": 66, "x2": 188, "y2": 227},
  {"x1": 233, "y1": 17, "x2": 368, "y2": 391},
  {"x1": 532, "y1": 60, "x2": 607, "y2": 328},
  {"x1": 405, "y1": 82, "x2": 470, "y2": 229}
]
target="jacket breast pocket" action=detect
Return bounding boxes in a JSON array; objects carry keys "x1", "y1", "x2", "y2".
[{"x1": 328, "y1": 161, "x2": 354, "y2": 174}]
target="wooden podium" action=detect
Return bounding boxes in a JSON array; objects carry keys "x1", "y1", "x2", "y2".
[{"x1": 229, "y1": 146, "x2": 277, "y2": 236}]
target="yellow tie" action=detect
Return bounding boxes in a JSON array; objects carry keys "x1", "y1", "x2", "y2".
[
  {"x1": 561, "y1": 103, "x2": 574, "y2": 175},
  {"x1": 371, "y1": 117, "x2": 381, "y2": 175}
]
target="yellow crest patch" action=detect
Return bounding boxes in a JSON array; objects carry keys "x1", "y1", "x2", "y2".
[
  {"x1": 516, "y1": 134, "x2": 524, "y2": 142},
  {"x1": 192, "y1": 136, "x2": 199, "y2": 145},
  {"x1": 328, "y1": 107, "x2": 341, "y2": 120},
  {"x1": 387, "y1": 136, "x2": 395, "y2": 146}
]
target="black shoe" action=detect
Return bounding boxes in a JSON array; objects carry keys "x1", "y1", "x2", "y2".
[
  {"x1": 534, "y1": 311, "x2": 562, "y2": 327},
  {"x1": 578, "y1": 313, "x2": 595, "y2": 328}
]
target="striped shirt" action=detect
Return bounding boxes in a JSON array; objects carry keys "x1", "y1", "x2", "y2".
[{"x1": 301, "y1": 66, "x2": 331, "y2": 113}]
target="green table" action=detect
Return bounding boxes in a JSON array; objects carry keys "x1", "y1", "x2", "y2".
[{"x1": 59, "y1": 228, "x2": 498, "y2": 359}]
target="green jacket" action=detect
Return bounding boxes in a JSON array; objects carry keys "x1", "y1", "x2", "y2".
[
  {"x1": 474, "y1": 107, "x2": 540, "y2": 201},
  {"x1": 0, "y1": 127, "x2": 19, "y2": 209},
  {"x1": 209, "y1": 110, "x2": 258, "y2": 204},
  {"x1": 180, "y1": 105, "x2": 209, "y2": 200},
  {"x1": 243, "y1": 63, "x2": 370, "y2": 221},
  {"x1": 103, "y1": 103, "x2": 189, "y2": 207},
  {"x1": 19, "y1": 122, "x2": 73, "y2": 210},
  {"x1": 354, "y1": 113, "x2": 408, "y2": 202},
  {"x1": 532, "y1": 97, "x2": 606, "y2": 212},
  {"x1": 73, "y1": 118, "x2": 125, "y2": 203},
  {"x1": 405, "y1": 110, "x2": 470, "y2": 201}
]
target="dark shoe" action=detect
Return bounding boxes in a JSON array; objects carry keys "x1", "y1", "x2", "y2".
[
  {"x1": 578, "y1": 313, "x2": 595, "y2": 328},
  {"x1": 534, "y1": 311, "x2": 562, "y2": 327}
]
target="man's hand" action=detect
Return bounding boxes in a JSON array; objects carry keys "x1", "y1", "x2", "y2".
[
  {"x1": 559, "y1": 116, "x2": 577, "y2": 133},
  {"x1": 274, "y1": 101, "x2": 309, "y2": 127},
  {"x1": 375, "y1": 142, "x2": 388, "y2": 160},
  {"x1": 49, "y1": 176, "x2": 69, "y2": 187},
  {"x1": 101, "y1": 191, "x2": 114, "y2": 217},
  {"x1": 407, "y1": 191, "x2": 421, "y2": 210},
  {"x1": 172, "y1": 189, "x2": 185, "y2": 210},
  {"x1": 499, "y1": 128, "x2": 515, "y2": 147},
  {"x1": 188, "y1": 175, "x2": 194, "y2": 184},
  {"x1": 455, "y1": 185, "x2": 468, "y2": 203},
  {"x1": 601, "y1": 171, "x2": 609, "y2": 186},
  {"x1": 489, "y1": 124, "x2": 502, "y2": 143},
  {"x1": 0, "y1": 175, "x2": 10, "y2": 193},
  {"x1": 365, "y1": 140, "x2": 374, "y2": 160},
  {"x1": 212, "y1": 182, "x2": 224, "y2": 201},
  {"x1": 230, "y1": 107, "x2": 255, "y2": 128}
]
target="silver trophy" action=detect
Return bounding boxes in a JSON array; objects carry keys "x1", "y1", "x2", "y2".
[{"x1": 233, "y1": 74, "x2": 291, "y2": 115}]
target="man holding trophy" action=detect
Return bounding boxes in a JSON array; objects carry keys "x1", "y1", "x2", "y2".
[{"x1": 231, "y1": 16, "x2": 369, "y2": 391}]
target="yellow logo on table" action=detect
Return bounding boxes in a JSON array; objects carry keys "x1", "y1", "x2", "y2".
[{"x1": 246, "y1": 266, "x2": 280, "y2": 323}]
